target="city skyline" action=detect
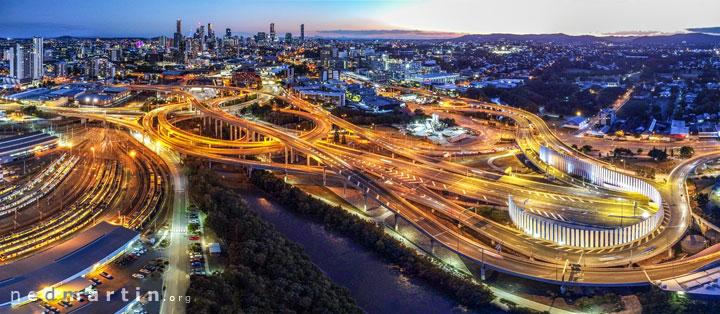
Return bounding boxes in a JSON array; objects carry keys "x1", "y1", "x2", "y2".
[
  {"x1": 2, "y1": 0, "x2": 720, "y2": 39},
  {"x1": 3, "y1": 1, "x2": 720, "y2": 313}
]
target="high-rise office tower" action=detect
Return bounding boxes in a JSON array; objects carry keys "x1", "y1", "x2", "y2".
[
  {"x1": 284, "y1": 33, "x2": 292, "y2": 43},
  {"x1": 256, "y1": 32, "x2": 266, "y2": 42},
  {"x1": 207, "y1": 23, "x2": 213, "y2": 37},
  {"x1": 174, "y1": 19, "x2": 183, "y2": 48},
  {"x1": 9, "y1": 37, "x2": 43, "y2": 81},
  {"x1": 32, "y1": 37, "x2": 43, "y2": 79},
  {"x1": 9, "y1": 45, "x2": 27, "y2": 80},
  {"x1": 300, "y1": 24, "x2": 305, "y2": 42},
  {"x1": 225, "y1": 28, "x2": 232, "y2": 39},
  {"x1": 198, "y1": 25, "x2": 205, "y2": 41},
  {"x1": 270, "y1": 23, "x2": 276, "y2": 42}
]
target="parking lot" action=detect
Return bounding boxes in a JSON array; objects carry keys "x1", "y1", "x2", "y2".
[{"x1": 30, "y1": 242, "x2": 165, "y2": 314}]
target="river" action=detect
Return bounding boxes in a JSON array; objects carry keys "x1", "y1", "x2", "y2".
[{"x1": 240, "y1": 187, "x2": 481, "y2": 314}]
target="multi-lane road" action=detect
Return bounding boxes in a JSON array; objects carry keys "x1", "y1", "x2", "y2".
[{"x1": 31, "y1": 83, "x2": 720, "y2": 287}]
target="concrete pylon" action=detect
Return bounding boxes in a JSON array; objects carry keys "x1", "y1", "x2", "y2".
[{"x1": 363, "y1": 192, "x2": 368, "y2": 211}]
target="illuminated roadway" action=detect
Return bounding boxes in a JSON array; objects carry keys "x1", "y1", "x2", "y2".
[{"x1": 38, "y1": 84, "x2": 720, "y2": 286}]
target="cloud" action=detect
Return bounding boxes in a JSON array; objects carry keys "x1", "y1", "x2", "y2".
[
  {"x1": 315, "y1": 29, "x2": 465, "y2": 39},
  {"x1": 687, "y1": 27, "x2": 720, "y2": 34},
  {"x1": 0, "y1": 22, "x2": 93, "y2": 38},
  {"x1": 601, "y1": 30, "x2": 686, "y2": 37}
]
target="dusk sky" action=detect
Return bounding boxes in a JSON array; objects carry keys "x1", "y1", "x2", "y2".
[{"x1": 2, "y1": 0, "x2": 720, "y2": 39}]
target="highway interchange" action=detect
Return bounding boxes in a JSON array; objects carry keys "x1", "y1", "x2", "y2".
[{"x1": 8, "y1": 82, "x2": 720, "y2": 290}]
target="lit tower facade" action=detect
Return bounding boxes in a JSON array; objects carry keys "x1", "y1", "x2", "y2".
[
  {"x1": 269, "y1": 23, "x2": 276, "y2": 42},
  {"x1": 9, "y1": 37, "x2": 43, "y2": 81},
  {"x1": 173, "y1": 19, "x2": 183, "y2": 48}
]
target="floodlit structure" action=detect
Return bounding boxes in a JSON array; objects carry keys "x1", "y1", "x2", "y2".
[{"x1": 507, "y1": 146, "x2": 664, "y2": 247}]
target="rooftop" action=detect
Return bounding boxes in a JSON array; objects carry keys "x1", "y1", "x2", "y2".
[
  {"x1": 0, "y1": 222, "x2": 139, "y2": 306},
  {"x1": 0, "y1": 132, "x2": 58, "y2": 156}
]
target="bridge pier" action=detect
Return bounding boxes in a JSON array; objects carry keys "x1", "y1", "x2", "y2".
[
  {"x1": 363, "y1": 192, "x2": 368, "y2": 211},
  {"x1": 323, "y1": 167, "x2": 327, "y2": 186},
  {"x1": 430, "y1": 239, "x2": 435, "y2": 254},
  {"x1": 394, "y1": 214, "x2": 399, "y2": 230},
  {"x1": 247, "y1": 166, "x2": 253, "y2": 178},
  {"x1": 284, "y1": 146, "x2": 288, "y2": 165},
  {"x1": 343, "y1": 181, "x2": 347, "y2": 197},
  {"x1": 481, "y1": 265, "x2": 486, "y2": 281},
  {"x1": 560, "y1": 285, "x2": 566, "y2": 294}
]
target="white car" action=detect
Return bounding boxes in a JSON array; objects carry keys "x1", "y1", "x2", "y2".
[{"x1": 132, "y1": 273, "x2": 145, "y2": 279}]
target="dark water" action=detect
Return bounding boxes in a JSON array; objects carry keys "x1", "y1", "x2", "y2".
[{"x1": 242, "y1": 189, "x2": 472, "y2": 314}]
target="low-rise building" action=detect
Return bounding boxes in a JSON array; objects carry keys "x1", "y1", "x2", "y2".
[
  {"x1": 411, "y1": 73, "x2": 459, "y2": 84},
  {"x1": 562, "y1": 115, "x2": 589, "y2": 129},
  {"x1": 670, "y1": 120, "x2": 689, "y2": 139},
  {"x1": 0, "y1": 222, "x2": 139, "y2": 308}
]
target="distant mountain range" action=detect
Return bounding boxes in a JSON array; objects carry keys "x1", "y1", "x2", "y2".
[
  {"x1": 9, "y1": 31, "x2": 720, "y2": 44},
  {"x1": 451, "y1": 32, "x2": 720, "y2": 45}
]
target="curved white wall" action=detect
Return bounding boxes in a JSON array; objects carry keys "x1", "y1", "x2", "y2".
[
  {"x1": 508, "y1": 195, "x2": 661, "y2": 247},
  {"x1": 507, "y1": 146, "x2": 663, "y2": 248}
]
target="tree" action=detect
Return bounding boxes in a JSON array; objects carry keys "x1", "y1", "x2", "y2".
[
  {"x1": 648, "y1": 148, "x2": 668, "y2": 162},
  {"x1": 581, "y1": 145, "x2": 593, "y2": 153},
  {"x1": 187, "y1": 222, "x2": 199, "y2": 234},
  {"x1": 341, "y1": 133, "x2": 347, "y2": 145},
  {"x1": 697, "y1": 193, "x2": 710, "y2": 208},
  {"x1": 679, "y1": 146, "x2": 694, "y2": 159},
  {"x1": 440, "y1": 117, "x2": 456, "y2": 127},
  {"x1": 613, "y1": 147, "x2": 633, "y2": 157},
  {"x1": 333, "y1": 131, "x2": 340, "y2": 143},
  {"x1": 637, "y1": 148, "x2": 643, "y2": 155}
]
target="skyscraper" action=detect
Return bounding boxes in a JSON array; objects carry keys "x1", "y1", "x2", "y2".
[
  {"x1": 256, "y1": 32, "x2": 266, "y2": 42},
  {"x1": 300, "y1": 24, "x2": 305, "y2": 42},
  {"x1": 32, "y1": 37, "x2": 43, "y2": 80},
  {"x1": 207, "y1": 23, "x2": 213, "y2": 37},
  {"x1": 174, "y1": 19, "x2": 183, "y2": 49},
  {"x1": 225, "y1": 28, "x2": 232, "y2": 39},
  {"x1": 9, "y1": 37, "x2": 43, "y2": 81},
  {"x1": 270, "y1": 23, "x2": 276, "y2": 42},
  {"x1": 285, "y1": 33, "x2": 292, "y2": 43}
]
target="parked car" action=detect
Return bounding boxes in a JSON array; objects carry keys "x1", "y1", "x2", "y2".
[
  {"x1": 90, "y1": 278, "x2": 102, "y2": 285},
  {"x1": 100, "y1": 272, "x2": 113, "y2": 280},
  {"x1": 189, "y1": 236, "x2": 199, "y2": 240},
  {"x1": 132, "y1": 273, "x2": 145, "y2": 279}
]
